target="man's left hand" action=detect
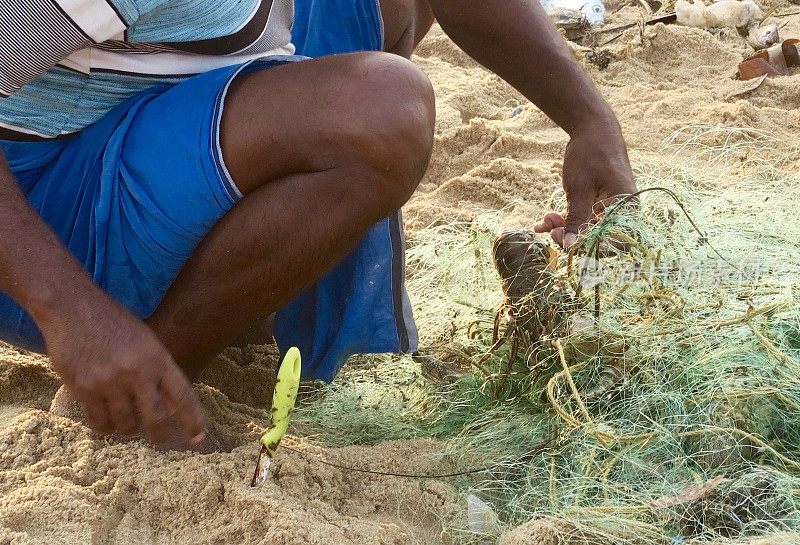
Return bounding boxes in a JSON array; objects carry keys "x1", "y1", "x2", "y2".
[{"x1": 535, "y1": 116, "x2": 636, "y2": 248}]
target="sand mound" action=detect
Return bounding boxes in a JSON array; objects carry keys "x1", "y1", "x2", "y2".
[
  {"x1": 1, "y1": 346, "x2": 461, "y2": 544},
  {"x1": 4, "y1": 6, "x2": 800, "y2": 543}
]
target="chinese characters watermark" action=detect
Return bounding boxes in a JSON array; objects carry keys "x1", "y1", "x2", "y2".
[{"x1": 576, "y1": 257, "x2": 765, "y2": 291}]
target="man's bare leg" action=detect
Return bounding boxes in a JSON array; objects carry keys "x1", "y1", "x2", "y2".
[
  {"x1": 380, "y1": 0, "x2": 436, "y2": 57},
  {"x1": 145, "y1": 52, "x2": 435, "y2": 380},
  {"x1": 225, "y1": 0, "x2": 436, "y2": 350}
]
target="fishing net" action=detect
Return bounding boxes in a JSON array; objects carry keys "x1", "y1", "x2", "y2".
[{"x1": 293, "y1": 126, "x2": 800, "y2": 545}]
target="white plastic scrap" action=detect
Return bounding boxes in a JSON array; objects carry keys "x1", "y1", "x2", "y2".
[
  {"x1": 540, "y1": 0, "x2": 606, "y2": 26},
  {"x1": 467, "y1": 494, "x2": 500, "y2": 535},
  {"x1": 675, "y1": 0, "x2": 764, "y2": 30}
]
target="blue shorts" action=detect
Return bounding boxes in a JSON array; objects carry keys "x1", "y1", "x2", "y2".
[
  {"x1": 292, "y1": 0, "x2": 384, "y2": 57},
  {"x1": 0, "y1": 39, "x2": 419, "y2": 381}
]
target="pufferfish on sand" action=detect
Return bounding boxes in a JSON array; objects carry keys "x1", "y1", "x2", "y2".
[{"x1": 541, "y1": 0, "x2": 606, "y2": 26}]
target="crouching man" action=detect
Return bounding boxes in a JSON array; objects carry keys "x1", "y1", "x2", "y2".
[{"x1": 0, "y1": 0, "x2": 633, "y2": 449}]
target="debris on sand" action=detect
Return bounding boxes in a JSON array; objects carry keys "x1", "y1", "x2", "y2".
[
  {"x1": 746, "y1": 23, "x2": 779, "y2": 49},
  {"x1": 675, "y1": 0, "x2": 764, "y2": 30},
  {"x1": 738, "y1": 38, "x2": 800, "y2": 78},
  {"x1": 541, "y1": 0, "x2": 606, "y2": 27}
]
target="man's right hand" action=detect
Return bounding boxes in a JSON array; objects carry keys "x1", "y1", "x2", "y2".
[{"x1": 41, "y1": 298, "x2": 206, "y2": 446}]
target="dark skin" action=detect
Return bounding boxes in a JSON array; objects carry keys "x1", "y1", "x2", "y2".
[
  {"x1": 0, "y1": 53, "x2": 434, "y2": 448},
  {"x1": 1, "y1": 0, "x2": 634, "y2": 449},
  {"x1": 235, "y1": 0, "x2": 637, "y2": 346},
  {"x1": 380, "y1": 0, "x2": 636, "y2": 247},
  {"x1": 0, "y1": 153, "x2": 205, "y2": 444}
]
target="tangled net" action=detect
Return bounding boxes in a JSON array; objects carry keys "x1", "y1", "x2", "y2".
[{"x1": 294, "y1": 126, "x2": 800, "y2": 544}]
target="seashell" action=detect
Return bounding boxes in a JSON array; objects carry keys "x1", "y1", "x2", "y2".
[{"x1": 748, "y1": 23, "x2": 779, "y2": 49}]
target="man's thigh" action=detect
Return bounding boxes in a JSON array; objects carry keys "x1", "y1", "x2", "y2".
[{"x1": 219, "y1": 51, "x2": 434, "y2": 195}]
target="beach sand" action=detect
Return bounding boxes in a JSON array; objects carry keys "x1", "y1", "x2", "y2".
[{"x1": 3, "y1": 8, "x2": 800, "y2": 545}]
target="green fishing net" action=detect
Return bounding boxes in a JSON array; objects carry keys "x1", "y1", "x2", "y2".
[{"x1": 294, "y1": 126, "x2": 800, "y2": 544}]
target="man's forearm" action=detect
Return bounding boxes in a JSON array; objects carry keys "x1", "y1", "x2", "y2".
[
  {"x1": 429, "y1": 0, "x2": 616, "y2": 135},
  {"x1": 0, "y1": 152, "x2": 103, "y2": 330}
]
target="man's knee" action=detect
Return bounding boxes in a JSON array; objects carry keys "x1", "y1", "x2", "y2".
[
  {"x1": 347, "y1": 53, "x2": 435, "y2": 211},
  {"x1": 220, "y1": 53, "x2": 434, "y2": 204}
]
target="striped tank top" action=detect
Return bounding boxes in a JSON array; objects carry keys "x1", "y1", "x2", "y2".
[{"x1": 0, "y1": 0, "x2": 294, "y2": 139}]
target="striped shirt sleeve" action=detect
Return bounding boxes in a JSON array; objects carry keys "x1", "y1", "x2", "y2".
[{"x1": 0, "y1": 0, "x2": 132, "y2": 97}]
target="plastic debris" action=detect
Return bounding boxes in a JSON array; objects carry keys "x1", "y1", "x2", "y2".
[{"x1": 467, "y1": 494, "x2": 500, "y2": 535}]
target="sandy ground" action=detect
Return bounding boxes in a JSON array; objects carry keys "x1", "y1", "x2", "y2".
[{"x1": 4, "y1": 5, "x2": 800, "y2": 544}]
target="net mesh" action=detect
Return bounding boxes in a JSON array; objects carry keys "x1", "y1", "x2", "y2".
[{"x1": 293, "y1": 126, "x2": 800, "y2": 544}]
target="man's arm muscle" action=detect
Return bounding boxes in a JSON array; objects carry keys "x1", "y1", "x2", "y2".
[
  {"x1": 428, "y1": 0, "x2": 613, "y2": 135},
  {"x1": 429, "y1": 0, "x2": 636, "y2": 243}
]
